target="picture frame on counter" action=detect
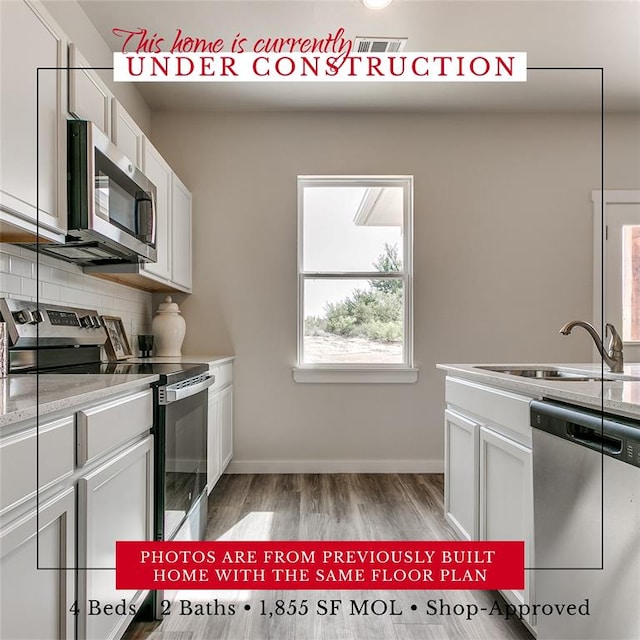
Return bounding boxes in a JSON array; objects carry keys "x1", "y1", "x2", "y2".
[{"x1": 100, "y1": 315, "x2": 133, "y2": 361}]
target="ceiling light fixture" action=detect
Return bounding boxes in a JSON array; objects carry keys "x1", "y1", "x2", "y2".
[{"x1": 361, "y1": 0, "x2": 393, "y2": 10}]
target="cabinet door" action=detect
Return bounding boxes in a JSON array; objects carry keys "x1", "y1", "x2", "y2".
[
  {"x1": 111, "y1": 100, "x2": 144, "y2": 168},
  {"x1": 77, "y1": 437, "x2": 153, "y2": 640},
  {"x1": 171, "y1": 174, "x2": 193, "y2": 292},
  {"x1": 0, "y1": 415, "x2": 74, "y2": 516},
  {"x1": 444, "y1": 409, "x2": 479, "y2": 541},
  {"x1": 68, "y1": 43, "x2": 111, "y2": 136},
  {"x1": 479, "y1": 426, "x2": 533, "y2": 616},
  {"x1": 142, "y1": 141, "x2": 172, "y2": 281},
  {"x1": 0, "y1": 488, "x2": 75, "y2": 640},
  {"x1": 0, "y1": 0, "x2": 66, "y2": 235},
  {"x1": 207, "y1": 388, "x2": 222, "y2": 493},
  {"x1": 219, "y1": 385, "x2": 233, "y2": 473}
]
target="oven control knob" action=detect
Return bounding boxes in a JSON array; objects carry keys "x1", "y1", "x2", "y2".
[
  {"x1": 32, "y1": 310, "x2": 44, "y2": 323},
  {"x1": 13, "y1": 309, "x2": 34, "y2": 324},
  {"x1": 91, "y1": 316, "x2": 102, "y2": 329},
  {"x1": 79, "y1": 315, "x2": 93, "y2": 328}
]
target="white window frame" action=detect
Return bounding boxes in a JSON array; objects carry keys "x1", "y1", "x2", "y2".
[
  {"x1": 293, "y1": 175, "x2": 418, "y2": 384},
  {"x1": 592, "y1": 189, "x2": 640, "y2": 362}
]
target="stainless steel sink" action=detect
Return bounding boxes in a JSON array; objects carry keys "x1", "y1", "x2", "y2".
[{"x1": 475, "y1": 365, "x2": 616, "y2": 382}]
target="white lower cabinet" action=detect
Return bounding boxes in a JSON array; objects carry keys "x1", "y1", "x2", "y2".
[
  {"x1": 444, "y1": 408, "x2": 479, "y2": 541},
  {"x1": 479, "y1": 425, "x2": 534, "y2": 620},
  {"x1": 207, "y1": 389, "x2": 222, "y2": 490},
  {"x1": 219, "y1": 385, "x2": 233, "y2": 472},
  {"x1": 207, "y1": 362, "x2": 234, "y2": 493},
  {"x1": 444, "y1": 376, "x2": 535, "y2": 632},
  {"x1": 0, "y1": 488, "x2": 75, "y2": 640},
  {"x1": 77, "y1": 436, "x2": 154, "y2": 640},
  {"x1": 0, "y1": 385, "x2": 154, "y2": 640}
]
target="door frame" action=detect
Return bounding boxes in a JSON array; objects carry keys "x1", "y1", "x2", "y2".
[{"x1": 592, "y1": 190, "x2": 640, "y2": 361}]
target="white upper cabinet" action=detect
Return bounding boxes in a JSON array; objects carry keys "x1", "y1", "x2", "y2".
[
  {"x1": 68, "y1": 43, "x2": 112, "y2": 136},
  {"x1": 171, "y1": 173, "x2": 193, "y2": 291},
  {"x1": 0, "y1": 3, "x2": 193, "y2": 293},
  {"x1": 142, "y1": 139, "x2": 173, "y2": 282},
  {"x1": 139, "y1": 139, "x2": 193, "y2": 293},
  {"x1": 111, "y1": 100, "x2": 144, "y2": 168},
  {"x1": 0, "y1": 0, "x2": 67, "y2": 240}
]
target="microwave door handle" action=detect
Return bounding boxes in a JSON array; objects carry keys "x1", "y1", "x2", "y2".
[
  {"x1": 146, "y1": 190, "x2": 155, "y2": 245},
  {"x1": 136, "y1": 191, "x2": 155, "y2": 242},
  {"x1": 148, "y1": 192, "x2": 155, "y2": 244}
]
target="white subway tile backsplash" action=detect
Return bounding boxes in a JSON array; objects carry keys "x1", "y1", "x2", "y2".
[
  {"x1": 83, "y1": 292, "x2": 103, "y2": 308},
  {"x1": 21, "y1": 278, "x2": 37, "y2": 298},
  {"x1": 39, "y1": 265, "x2": 69, "y2": 286},
  {"x1": 2, "y1": 273, "x2": 22, "y2": 294},
  {"x1": 65, "y1": 288, "x2": 87, "y2": 305},
  {"x1": 40, "y1": 281, "x2": 61, "y2": 300},
  {"x1": 1, "y1": 247, "x2": 153, "y2": 351},
  {"x1": 67, "y1": 271, "x2": 86, "y2": 290},
  {"x1": 9, "y1": 255, "x2": 34, "y2": 278}
]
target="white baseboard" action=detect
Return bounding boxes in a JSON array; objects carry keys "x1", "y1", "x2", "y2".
[{"x1": 225, "y1": 459, "x2": 444, "y2": 474}]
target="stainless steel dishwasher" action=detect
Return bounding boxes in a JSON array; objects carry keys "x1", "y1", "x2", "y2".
[{"x1": 531, "y1": 400, "x2": 640, "y2": 639}]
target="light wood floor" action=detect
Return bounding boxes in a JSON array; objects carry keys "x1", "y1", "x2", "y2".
[{"x1": 123, "y1": 474, "x2": 534, "y2": 640}]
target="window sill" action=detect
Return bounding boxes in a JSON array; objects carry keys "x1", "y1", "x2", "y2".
[{"x1": 292, "y1": 367, "x2": 419, "y2": 384}]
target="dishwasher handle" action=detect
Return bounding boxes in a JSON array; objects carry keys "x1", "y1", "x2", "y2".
[
  {"x1": 565, "y1": 422, "x2": 622, "y2": 456},
  {"x1": 531, "y1": 399, "x2": 640, "y2": 461}
]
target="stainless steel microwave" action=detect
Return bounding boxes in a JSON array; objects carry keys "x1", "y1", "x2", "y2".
[{"x1": 30, "y1": 120, "x2": 157, "y2": 266}]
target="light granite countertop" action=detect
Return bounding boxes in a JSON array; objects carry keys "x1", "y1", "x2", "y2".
[
  {"x1": 0, "y1": 354, "x2": 234, "y2": 429},
  {"x1": 0, "y1": 373, "x2": 159, "y2": 429},
  {"x1": 128, "y1": 354, "x2": 235, "y2": 366},
  {"x1": 437, "y1": 363, "x2": 640, "y2": 419}
]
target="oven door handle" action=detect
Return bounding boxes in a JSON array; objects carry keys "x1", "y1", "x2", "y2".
[{"x1": 159, "y1": 375, "x2": 215, "y2": 404}]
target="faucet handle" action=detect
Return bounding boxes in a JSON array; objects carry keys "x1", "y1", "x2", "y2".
[{"x1": 605, "y1": 323, "x2": 623, "y2": 353}]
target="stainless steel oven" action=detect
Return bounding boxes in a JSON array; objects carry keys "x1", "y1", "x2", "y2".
[
  {"x1": 151, "y1": 368, "x2": 214, "y2": 619},
  {"x1": 156, "y1": 371, "x2": 213, "y2": 542}
]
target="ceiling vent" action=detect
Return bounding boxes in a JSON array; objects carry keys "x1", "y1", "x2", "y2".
[{"x1": 353, "y1": 37, "x2": 408, "y2": 53}]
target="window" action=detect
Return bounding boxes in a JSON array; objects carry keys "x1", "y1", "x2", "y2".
[
  {"x1": 294, "y1": 175, "x2": 416, "y2": 383},
  {"x1": 598, "y1": 192, "x2": 640, "y2": 361}
]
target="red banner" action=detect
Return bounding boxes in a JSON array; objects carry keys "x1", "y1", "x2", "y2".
[{"x1": 116, "y1": 540, "x2": 524, "y2": 590}]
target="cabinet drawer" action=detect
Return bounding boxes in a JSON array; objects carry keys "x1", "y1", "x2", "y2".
[
  {"x1": 446, "y1": 377, "x2": 531, "y2": 445},
  {"x1": 209, "y1": 362, "x2": 232, "y2": 392},
  {"x1": 0, "y1": 416, "x2": 74, "y2": 514},
  {"x1": 77, "y1": 389, "x2": 153, "y2": 466}
]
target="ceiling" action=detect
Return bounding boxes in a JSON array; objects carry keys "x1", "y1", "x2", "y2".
[{"x1": 78, "y1": 0, "x2": 640, "y2": 112}]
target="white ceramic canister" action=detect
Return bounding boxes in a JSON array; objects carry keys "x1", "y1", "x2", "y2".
[{"x1": 151, "y1": 296, "x2": 186, "y2": 357}]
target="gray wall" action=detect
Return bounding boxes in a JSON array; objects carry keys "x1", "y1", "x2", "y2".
[{"x1": 150, "y1": 110, "x2": 640, "y2": 472}]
